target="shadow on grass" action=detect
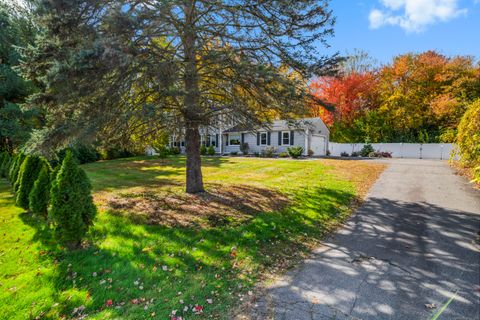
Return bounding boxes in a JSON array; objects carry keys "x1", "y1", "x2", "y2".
[
  {"x1": 16, "y1": 185, "x2": 358, "y2": 319},
  {"x1": 104, "y1": 183, "x2": 291, "y2": 228}
]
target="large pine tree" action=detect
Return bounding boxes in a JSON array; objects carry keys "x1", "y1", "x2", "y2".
[{"x1": 22, "y1": 0, "x2": 339, "y2": 193}]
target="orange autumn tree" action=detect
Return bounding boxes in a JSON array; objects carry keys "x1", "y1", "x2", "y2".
[{"x1": 309, "y1": 72, "x2": 379, "y2": 139}]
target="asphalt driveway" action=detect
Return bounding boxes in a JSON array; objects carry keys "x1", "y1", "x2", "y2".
[{"x1": 252, "y1": 159, "x2": 480, "y2": 320}]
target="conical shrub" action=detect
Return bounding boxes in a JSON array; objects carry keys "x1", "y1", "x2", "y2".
[
  {"x1": 0, "y1": 152, "x2": 11, "y2": 178},
  {"x1": 0, "y1": 152, "x2": 6, "y2": 172},
  {"x1": 29, "y1": 163, "x2": 53, "y2": 217},
  {"x1": 10, "y1": 152, "x2": 26, "y2": 188},
  {"x1": 49, "y1": 151, "x2": 96, "y2": 248},
  {"x1": 16, "y1": 155, "x2": 44, "y2": 210}
]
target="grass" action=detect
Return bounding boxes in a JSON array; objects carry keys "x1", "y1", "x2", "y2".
[{"x1": 0, "y1": 156, "x2": 385, "y2": 319}]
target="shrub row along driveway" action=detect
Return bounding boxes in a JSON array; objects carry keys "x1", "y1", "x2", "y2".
[{"x1": 253, "y1": 159, "x2": 480, "y2": 320}]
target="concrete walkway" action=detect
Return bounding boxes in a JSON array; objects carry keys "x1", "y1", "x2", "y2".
[{"x1": 252, "y1": 159, "x2": 480, "y2": 320}]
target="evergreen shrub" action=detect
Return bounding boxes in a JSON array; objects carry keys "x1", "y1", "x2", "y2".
[{"x1": 49, "y1": 151, "x2": 96, "y2": 248}]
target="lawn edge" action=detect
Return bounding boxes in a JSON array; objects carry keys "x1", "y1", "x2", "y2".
[{"x1": 231, "y1": 160, "x2": 387, "y2": 320}]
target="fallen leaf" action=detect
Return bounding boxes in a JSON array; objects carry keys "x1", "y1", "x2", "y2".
[
  {"x1": 193, "y1": 305, "x2": 203, "y2": 314},
  {"x1": 425, "y1": 303, "x2": 437, "y2": 309}
]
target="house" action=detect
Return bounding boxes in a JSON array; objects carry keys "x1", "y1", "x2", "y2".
[
  {"x1": 222, "y1": 118, "x2": 329, "y2": 156},
  {"x1": 149, "y1": 117, "x2": 329, "y2": 156}
]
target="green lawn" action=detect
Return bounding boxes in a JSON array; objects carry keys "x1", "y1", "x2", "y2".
[{"x1": 0, "y1": 156, "x2": 384, "y2": 319}]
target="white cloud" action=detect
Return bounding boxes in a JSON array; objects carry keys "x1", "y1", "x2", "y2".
[{"x1": 369, "y1": 0, "x2": 468, "y2": 32}]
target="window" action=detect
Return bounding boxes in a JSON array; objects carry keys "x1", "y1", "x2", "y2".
[
  {"x1": 282, "y1": 131, "x2": 290, "y2": 145},
  {"x1": 210, "y1": 135, "x2": 216, "y2": 146},
  {"x1": 260, "y1": 132, "x2": 267, "y2": 145},
  {"x1": 229, "y1": 133, "x2": 241, "y2": 145},
  {"x1": 181, "y1": 141, "x2": 185, "y2": 147}
]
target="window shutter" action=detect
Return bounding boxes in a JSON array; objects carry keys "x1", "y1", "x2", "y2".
[
  {"x1": 215, "y1": 134, "x2": 219, "y2": 147},
  {"x1": 257, "y1": 132, "x2": 260, "y2": 146},
  {"x1": 241, "y1": 133, "x2": 245, "y2": 144},
  {"x1": 278, "y1": 132, "x2": 282, "y2": 145},
  {"x1": 267, "y1": 132, "x2": 271, "y2": 145},
  {"x1": 290, "y1": 131, "x2": 294, "y2": 145},
  {"x1": 226, "y1": 134, "x2": 229, "y2": 146},
  {"x1": 206, "y1": 135, "x2": 210, "y2": 147}
]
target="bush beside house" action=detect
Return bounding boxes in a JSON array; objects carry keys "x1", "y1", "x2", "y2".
[
  {"x1": 287, "y1": 146, "x2": 303, "y2": 159},
  {"x1": 240, "y1": 143, "x2": 249, "y2": 155},
  {"x1": 207, "y1": 145, "x2": 215, "y2": 156}
]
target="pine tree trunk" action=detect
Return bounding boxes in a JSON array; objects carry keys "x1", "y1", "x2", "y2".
[
  {"x1": 183, "y1": 1, "x2": 204, "y2": 194},
  {"x1": 185, "y1": 123, "x2": 204, "y2": 193}
]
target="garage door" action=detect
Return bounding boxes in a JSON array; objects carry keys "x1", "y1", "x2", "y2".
[{"x1": 310, "y1": 135, "x2": 326, "y2": 156}]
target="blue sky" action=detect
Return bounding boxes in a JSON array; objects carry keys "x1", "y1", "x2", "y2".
[{"x1": 322, "y1": 0, "x2": 480, "y2": 64}]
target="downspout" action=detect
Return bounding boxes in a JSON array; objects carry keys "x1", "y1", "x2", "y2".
[{"x1": 304, "y1": 128, "x2": 309, "y2": 156}]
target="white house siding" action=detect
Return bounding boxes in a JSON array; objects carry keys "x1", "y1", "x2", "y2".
[
  {"x1": 160, "y1": 117, "x2": 330, "y2": 156},
  {"x1": 223, "y1": 130, "x2": 307, "y2": 154}
]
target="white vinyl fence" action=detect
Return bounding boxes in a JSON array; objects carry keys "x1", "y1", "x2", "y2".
[{"x1": 328, "y1": 143, "x2": 458, "y2": 160}]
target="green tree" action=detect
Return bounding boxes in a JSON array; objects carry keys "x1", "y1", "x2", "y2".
[
  {"x1": 29, "y1": 163, "x2": 52, "y2": 216},
  {"x1": 0, "y1": 2, "x2": 38, "y2": 152},
  {"x1": 49, "y1": 151, "x2": 96, "y2": 248},
  {"x1": 15, "y1": 155, "x2": 44, "y2": 209},
  {"x1": 22, "y1": 0, "x2": 340, "y2": 193},
  {"x1": 456, "y1": 99, "x2": 480, "y2": 179}
]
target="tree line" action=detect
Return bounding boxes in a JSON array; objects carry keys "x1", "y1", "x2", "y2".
[{"x1": 310, "y1": 50, "x2": 480, "y2": 144}]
